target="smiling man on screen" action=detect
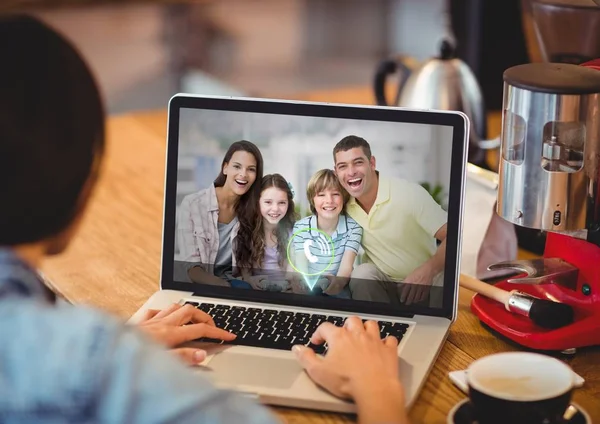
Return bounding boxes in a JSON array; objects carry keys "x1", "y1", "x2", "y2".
[{"x1": 333, "y1": 135, "x2": 447, "y2": 306}]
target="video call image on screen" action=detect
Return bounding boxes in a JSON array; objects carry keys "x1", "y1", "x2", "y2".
[{"x1": 173, "y1": 108, "x2": 454, "y2": 308}]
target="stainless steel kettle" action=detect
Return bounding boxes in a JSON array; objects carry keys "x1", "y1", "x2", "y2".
[{"x1": 374, "y1": 39, "x2": 498, "y2": 167}]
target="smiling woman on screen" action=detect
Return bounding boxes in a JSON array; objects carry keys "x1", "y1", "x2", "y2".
[{"x1": 177, "y1": 140, "x2": 264, "y2": 286}]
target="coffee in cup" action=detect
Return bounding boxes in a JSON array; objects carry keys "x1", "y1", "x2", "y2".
[{"x1": 466, "y1": 352, "x2": 576, "y2": 424}]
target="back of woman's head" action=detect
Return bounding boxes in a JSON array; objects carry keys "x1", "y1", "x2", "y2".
[{"x1": 0, "y1": 15, "x2": 105, "y2": 246}]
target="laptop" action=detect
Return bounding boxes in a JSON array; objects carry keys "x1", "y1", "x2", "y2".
[{"x1": 129, "y1": 94, "x2": 468, "y2": 413}]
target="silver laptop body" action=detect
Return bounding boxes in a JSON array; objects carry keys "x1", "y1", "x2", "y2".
[{"x1": 129, "y1": 94, "x2": 469, "y2": 414}]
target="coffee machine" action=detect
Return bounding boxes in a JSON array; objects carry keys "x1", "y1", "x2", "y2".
[
  {"x1": 523, "y1": 0, "x2": 600, "y2": 65},
  {"x1": 470, "y1": 0, "x2": 600, "y2": 353}
]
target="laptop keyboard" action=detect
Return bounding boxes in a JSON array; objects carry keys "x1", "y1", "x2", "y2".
[{"x1": 184, "y1": 301, "x2": 409, "y2": 354}]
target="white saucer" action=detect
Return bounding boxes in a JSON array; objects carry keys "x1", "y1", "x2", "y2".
[{"x1": 447, "y1": 398, "x2": 591, "y2": 424}]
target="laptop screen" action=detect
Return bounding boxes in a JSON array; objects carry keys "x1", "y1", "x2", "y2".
[{"x1": 162, "y1": 96, "x2": 467, "y2": 320}]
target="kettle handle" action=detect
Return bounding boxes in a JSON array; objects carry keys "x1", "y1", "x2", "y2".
[{"x1": 373, "y1": 58, "x2": 411, "y2": 106}]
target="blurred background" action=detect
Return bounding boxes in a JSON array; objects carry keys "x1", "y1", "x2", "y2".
[
  {"x1": 13, "y1": 0, "x2": 532, "y2": 115},
  {"x1": 8, "y1": 0, "x2": 599, "y2": 258}
]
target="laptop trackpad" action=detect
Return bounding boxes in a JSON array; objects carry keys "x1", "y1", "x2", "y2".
[{"x1": 204, "y1": 352, "x2": 301, "y2": 389}]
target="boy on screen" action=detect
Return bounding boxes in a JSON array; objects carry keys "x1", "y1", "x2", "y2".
[{"x1": 291, "y1": 169, "x2": 363, "y2": 298}]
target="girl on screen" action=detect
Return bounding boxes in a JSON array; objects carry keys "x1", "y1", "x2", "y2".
[
  {"x1": 236, "y1": 174, "x2": 298, "y2": 291},
  {"x1": 177, "y1": 140, "x2": 264, "y2": 286}
]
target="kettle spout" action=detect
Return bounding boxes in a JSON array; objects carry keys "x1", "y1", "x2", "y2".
[
  {"x1": 477, "y1": 136, "x2": 500, "y2": 150},
  {"x1": 469, "y1": 132, "x2": 500, "y2": 169}
]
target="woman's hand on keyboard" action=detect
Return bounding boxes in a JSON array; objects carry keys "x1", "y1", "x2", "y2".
[
  {"x1": 136, "y1": 303, "x2": 236, "y2": 365},
  {"x1": 292, "y1": 316, "x2": 408, "y2": 424}
]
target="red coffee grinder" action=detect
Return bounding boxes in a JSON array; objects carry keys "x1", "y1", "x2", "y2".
[{"x1": 471, "y1": 1, "x2": 600, "y2": 354}]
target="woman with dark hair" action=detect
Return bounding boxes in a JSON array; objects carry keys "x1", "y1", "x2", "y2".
[
  {"x1": 0, "y1": 14, "x2": 269, "y2": 422},
  {"x1": 177, "y1": 140, "x2": 264, "y2": 285},
  {"x1": 237, "y1": 174, "x2": 298, "y2": 291},
  {"x1": 0, "y1": 15, "x2": 408, "y2": 424}
]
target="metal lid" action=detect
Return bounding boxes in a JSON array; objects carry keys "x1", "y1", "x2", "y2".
[
  {"x1": 503, "y1": 63, "x2": 600, "y2": 94},
  {"x1": 438, "y1": 39, "x2": 456, "y2": 60}
]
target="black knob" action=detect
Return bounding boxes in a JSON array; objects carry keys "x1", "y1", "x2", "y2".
[{"x1": 439, "y1": 39, "x2": 456, "y2": 60}]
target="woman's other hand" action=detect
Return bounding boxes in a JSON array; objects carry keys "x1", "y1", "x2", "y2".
[
  {"x1": 137, "y1": 303, "x2": 236, "y2": 365},
  {"x1": 292, "y1": 317, "x2": 408, "y2": 424}
]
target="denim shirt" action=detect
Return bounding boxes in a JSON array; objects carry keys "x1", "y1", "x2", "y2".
[{"x1": 0, "y1": 248, "x2": 280, "y2": 424}]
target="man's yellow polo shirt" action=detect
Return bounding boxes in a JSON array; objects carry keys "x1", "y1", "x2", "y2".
[{"x1": 346, "y1": 176, "x2": 447, "y2": 280}]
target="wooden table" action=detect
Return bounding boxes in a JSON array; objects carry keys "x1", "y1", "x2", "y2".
[{"x1": 40, "y1": 87, "x2": 600, "y2": 423}]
